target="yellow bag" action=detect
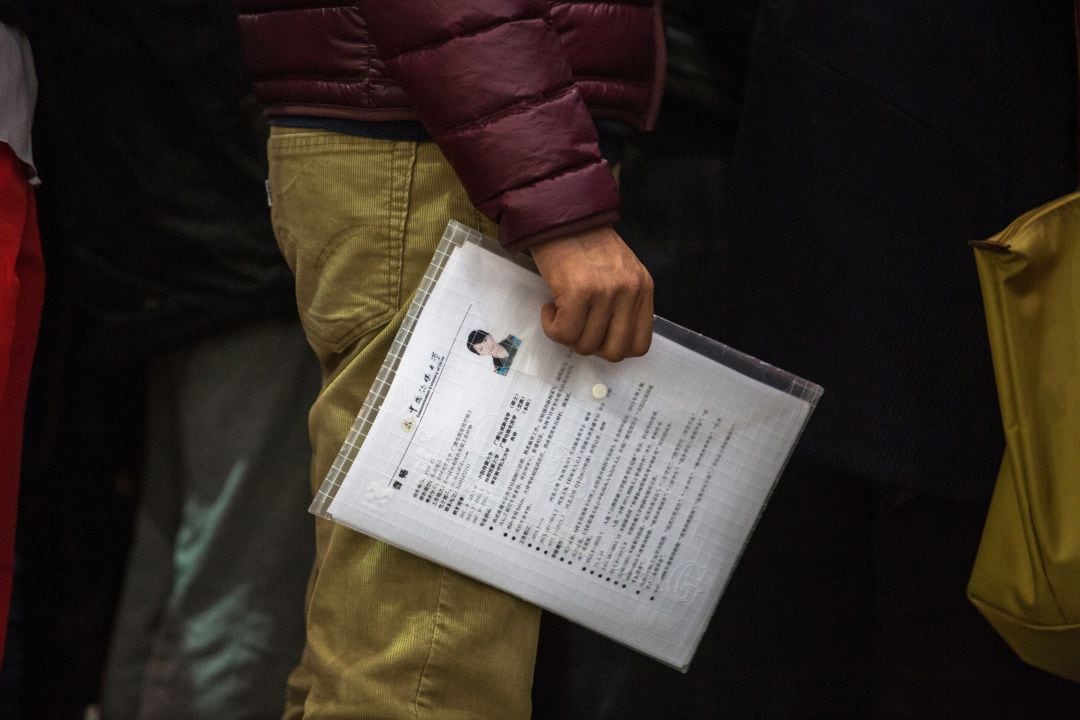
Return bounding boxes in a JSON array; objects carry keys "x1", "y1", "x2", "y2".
[{"x1": 967, "y1": 192, "x2": 1080, "y2": 683}]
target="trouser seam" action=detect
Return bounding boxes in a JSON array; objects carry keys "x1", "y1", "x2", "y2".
[
  {"x1": 413, "y1": 567, "x2": 448, "y2": 719},
  {"x1": 390, "y1": 141, "x2": 415, "y2": 310}
]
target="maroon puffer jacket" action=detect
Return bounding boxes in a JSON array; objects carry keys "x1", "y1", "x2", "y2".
[{"x1": 237, "y1": 0, "x2": 666, "y2": 249}]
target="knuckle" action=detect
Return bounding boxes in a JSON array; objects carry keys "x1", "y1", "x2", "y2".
[
  {"x1": 546, "y1": 327, "x2": 575, "y2": 345},
  {"x1": 599, "y1": 348, "x2": 623, "y2": 362},
  {"x1": 575, "y1": 339, "x2": 599, "y2": 356},
  {"x1": 624, "y1": 274, "x2": 648, "y2": 296}
]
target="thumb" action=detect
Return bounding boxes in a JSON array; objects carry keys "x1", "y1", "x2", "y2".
[
  {"x1": 541, "y1": 300, "x2": 582, "y2": 346},
  {"x1": 540, "y1": 301, "x2": 559, "y2": 339}
]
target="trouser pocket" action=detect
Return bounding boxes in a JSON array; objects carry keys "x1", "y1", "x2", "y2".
[{"x1": 268, "y1": 128, "x2": 415, "y2": 359}]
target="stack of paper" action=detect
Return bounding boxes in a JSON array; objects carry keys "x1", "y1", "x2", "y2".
[{"x1": 312, "y1": 221, "x2": 822, "y2": 671}]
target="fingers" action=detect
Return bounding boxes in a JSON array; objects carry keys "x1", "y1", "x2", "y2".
[
  {"x1": 575, "y1": 295, "x2": 614, "y2": 356},
  {"x1": 531, "y1": 224, "x2": 655, "y2": 362},
  {"x1": 541, "y1": 299, "x2": 585, "y2": 347},
  {"x1": 597, "y1": 277, "x2": 653, "y2": 361},
  {"x1": 630, "y1": 289, "x2": 654, "y2": 357}
]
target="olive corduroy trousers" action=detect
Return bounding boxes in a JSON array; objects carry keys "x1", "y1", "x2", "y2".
[{"x1": 268, "y1": 127, "x2": 541, "y2": 720}]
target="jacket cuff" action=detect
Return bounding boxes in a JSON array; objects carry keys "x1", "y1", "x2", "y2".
[
  {"x1": 507, "y1": 210, "x2": 623, "y2": 253},
  {"x1": 478, "y1": 159, "x2": 622, "y2": 250}
]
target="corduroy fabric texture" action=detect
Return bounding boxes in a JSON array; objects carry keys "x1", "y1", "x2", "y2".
[{"x1": 267, "y1": 127, "x2": 540, "y2": 720}]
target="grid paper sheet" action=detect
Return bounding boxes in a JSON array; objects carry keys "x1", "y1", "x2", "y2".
[{"x1": 312, "y1": 221, "x2": 823, "y2": 670}]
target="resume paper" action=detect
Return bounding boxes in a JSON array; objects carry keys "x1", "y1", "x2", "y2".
[{"x1": 313, "y1": 222, "x2": 822, "y2": 670}]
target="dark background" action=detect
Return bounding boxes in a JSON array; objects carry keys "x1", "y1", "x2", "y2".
[{"x1": 4, "y1": 1, "x2": 1080, "y2": 718}]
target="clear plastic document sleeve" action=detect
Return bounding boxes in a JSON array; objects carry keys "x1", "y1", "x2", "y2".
[{"x1": 311, "y1": 221, "x2": 823, "y2": 671}]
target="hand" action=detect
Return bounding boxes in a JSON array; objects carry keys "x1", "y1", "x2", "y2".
[{"x1": 529, "y1": 225, "x2": 654, "y2": 362}]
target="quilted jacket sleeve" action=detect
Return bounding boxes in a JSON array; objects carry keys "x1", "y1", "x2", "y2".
[{"x1": 355, "y1": 0, "x2": 621, "y2": 251}]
